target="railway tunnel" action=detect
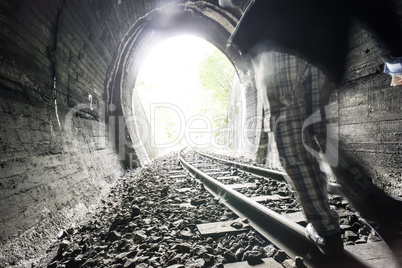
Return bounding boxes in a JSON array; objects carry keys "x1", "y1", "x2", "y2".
[{"x1": 0, "y1": 0, "x2": 401, "y2": 265}]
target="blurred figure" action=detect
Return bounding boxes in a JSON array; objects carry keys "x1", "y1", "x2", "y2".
[{"x1": 220, "y1": 0, "x2": 402, "y2": 256}]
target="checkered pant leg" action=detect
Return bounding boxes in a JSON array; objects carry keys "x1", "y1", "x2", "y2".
[{"x1": 262, "y1": 51, "x2": 340, "y2": 235}]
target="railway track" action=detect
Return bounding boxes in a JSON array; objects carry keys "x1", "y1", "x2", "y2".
[
  {"x1": 179, "y1": 148, "x2": 399, "y2": 268},
  {"x1": 48, "y1": 149, "x2": 399, "y2": 268}
]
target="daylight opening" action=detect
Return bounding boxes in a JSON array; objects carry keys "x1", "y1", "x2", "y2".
[{"x1": 134, "y1": 35, "x2": 235, "y2": 156}]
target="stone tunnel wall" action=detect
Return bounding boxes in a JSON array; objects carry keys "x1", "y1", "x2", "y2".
[
  {"x1": 0, "y1": 0, "x2": 244, "y2": 265},
  {"x1": 0, "y1": 0, "x2": 127, "y2": 265},
  {"x1": 338, "y1": 15, "x2": 402, "y2": 196},
  {"x1": 1, "y1": 0, "x2": 401, "y2": 266}
]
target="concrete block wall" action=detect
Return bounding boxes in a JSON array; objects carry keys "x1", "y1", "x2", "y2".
[
  {"x1": 1, "y1": 0, "x2": 400, "y2": 265},
  {"x1": 0, "y1": 2, "x2": 243, "y2": 264},
  {"x1": 0, "y1": 96, "x2": 122, "y2": 265},
  {"x1": 339, "y1": 17, "x2": 402, "y2": 196},
  {"x1": 0, "y1": 0, "x2": 126, "y2": 265}
]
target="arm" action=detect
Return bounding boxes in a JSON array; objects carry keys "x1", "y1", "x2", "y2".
[
  {"x1": 218, "y1": 0, "x2": 233, "y2": 8},
  {"x1": 386, "y1": 59, "x2": 402, "y2": 86},
  {"x1": 351, "y1": 0, "x2": 402, "y2": 86}
]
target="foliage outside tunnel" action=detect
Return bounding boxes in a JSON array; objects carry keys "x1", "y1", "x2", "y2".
[{"x1": 134, "y1": 36, "x2": 235, "y2": 155}]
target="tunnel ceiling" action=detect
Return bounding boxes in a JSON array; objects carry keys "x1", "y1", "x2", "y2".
[
  {"x1": 0, "y1": 1, "x2": 260, "y2": 262},
  {"x1": 1, "y1": 0, "x2": 260, "y2": 168},
  {"x1": 107, "y1": 0, "x2": 240, "y2": 110},
  {"x1": 2, "y1": 0, "x2": 402, "y2": 265},
  {"x1": 98, "y1": 0, "x2": 259, "y2": 164}
]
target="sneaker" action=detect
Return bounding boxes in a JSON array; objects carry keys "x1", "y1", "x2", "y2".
[{"x1": 305, "y1": 223, "x2": 344, "y2": 256}]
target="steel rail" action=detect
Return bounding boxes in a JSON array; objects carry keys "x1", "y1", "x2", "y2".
[
  {"x1": 179, "y1": 149, "x2": 372, "y2": 268},
  {"x1": 196, "y1": 149, "x2": 291, "y2": 183},
  {"x1": 196, "y1": 150, "x2": 349, "y2": 197}
]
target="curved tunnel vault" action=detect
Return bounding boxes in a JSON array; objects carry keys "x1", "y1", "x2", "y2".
[
  {"x1": 106, "y1": 1, "x2": 260, "y2": 167},
  {"x1": 0, "y1": 1, "x2": 262, "y2": 264},
  {"x1": 1, "y1": 0, "x2": 402, "y2": 266}
]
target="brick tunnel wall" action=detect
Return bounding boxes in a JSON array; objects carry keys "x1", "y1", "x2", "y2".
[
  {"x1": 0, "y1": 0, "x2": 401, "y2": 266},
  {"x1": 0, "y1": 0, "x2": 129, "y2": 265},
  {"x1": 339, "y1": 17, "x2": 402, "y2": 196},
  {"x1": 0, "y1": 0, "x2": 241, "y2": 265}
]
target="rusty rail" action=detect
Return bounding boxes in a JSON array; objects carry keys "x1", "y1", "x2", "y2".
[{"x1": 179, "y1": 148, "x2": 373, "y2": 268}]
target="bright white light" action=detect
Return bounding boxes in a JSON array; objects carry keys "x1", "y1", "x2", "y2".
[
  {"x1": 138, "y1": 35, "x2": 214, "y2": 113},
  {"x1": 135, "y1": 35, "x2": 230, "y2": 154}
]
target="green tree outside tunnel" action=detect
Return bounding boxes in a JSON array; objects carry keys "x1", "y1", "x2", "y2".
[
  {"x1": 198, "y1": 48, "x2": 234, "y2": 134},
  {"x1": 134, "y1": 36, "x2": 234, "y2": 151}
]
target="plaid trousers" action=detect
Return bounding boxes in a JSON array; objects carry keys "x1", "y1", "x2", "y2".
[{"x1": 256, "y1": 51, "x2": 376, "y2": 235}]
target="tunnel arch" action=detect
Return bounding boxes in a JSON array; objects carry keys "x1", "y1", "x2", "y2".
[
  {"x1": 106, "y1": 1, "x2": 262, "y2": 166},
  {"x1": 2, "y1": 0, "x2": 402, "y2": 265}
]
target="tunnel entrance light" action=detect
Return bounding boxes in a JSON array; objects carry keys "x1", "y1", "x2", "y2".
[{"x1": 134, "y1": 35, "x2": 234, "y2": 157}]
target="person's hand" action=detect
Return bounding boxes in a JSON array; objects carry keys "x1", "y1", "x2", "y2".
[
  {"x1": 391, "y1": 75, "x2": 402, "y2": 87},
  {"x1": 219, "y1": 0, "x2": 233, "y2": 8}
]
